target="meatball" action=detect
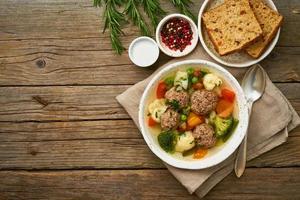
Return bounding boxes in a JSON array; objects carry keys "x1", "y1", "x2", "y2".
[
  {"x1": 165, "y1": 87, "x2": 189, "y2": 108},
  {"x1": 160, "y1": 108, "x2": 180, "y2": 130},
  {"x1": 191, "y1": 90, "x2": 218, "y2": 115},
  {"x1": 192, "y1": 123, "x2": 216, "y2": 148}
]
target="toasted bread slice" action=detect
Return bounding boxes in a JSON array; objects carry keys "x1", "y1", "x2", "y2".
[
  {"x1": 246, "y1": 0, "x2": 283, "y2": 58},
  {"x1": 202, "y1": 0, "x2": 263, "y2": 56}
]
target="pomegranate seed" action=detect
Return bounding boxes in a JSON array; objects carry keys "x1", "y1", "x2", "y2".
[{"x1": 160, "y1": 17, "x2": 193, "y2": 52}]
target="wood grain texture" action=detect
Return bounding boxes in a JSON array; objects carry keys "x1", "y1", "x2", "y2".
[
  {"x1": 0, "y1": 0, "x2": 299, "y2": 86},
  {"x1": 0, "y1": 125, "x2": 299, "y2": 170},
  {"x1": 0, "y1": 83, "x2": 298, "y2": 122},
  {"x1": 0, "y1": 168, "x2": 299, "y2": 200},
  {"x1": 0, "y1": 0, "x2": 299, "y2": 198},
  {"x1": 0, "y1": 85, "x2": 130, "y2": 121},
  {"x1": 0, "y1": 0, "x2": 298, "y2": 46},
  {"x1": 0, "y1": 120, "x2": 141, "y2": 142},
  {"x1": 0, "y1": 43, "x2": 299, "y2": 85},
  {"x1": 1, "y1": 120, "x2": 298, "y2": 142}
]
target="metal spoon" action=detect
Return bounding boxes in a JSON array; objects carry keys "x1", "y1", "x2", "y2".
[{"x1": 234, "y1": 65, "x2": 266, "y2": 178}]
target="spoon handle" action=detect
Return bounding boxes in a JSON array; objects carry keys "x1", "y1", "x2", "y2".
[
  {"x1": 234, "y1": 133, "x2": 248, "y2": 177},
  {"x1": 234, "y1": 102, "x2": 253, "y2": 178}
]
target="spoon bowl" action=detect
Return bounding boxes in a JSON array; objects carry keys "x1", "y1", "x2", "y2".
[{"x1": 242, "y1": 65, "x2": 266, "y2": 104}]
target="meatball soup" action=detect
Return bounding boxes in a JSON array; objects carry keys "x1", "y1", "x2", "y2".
[{"x1": 146, "y1": 66, "x2": 239, "y2": 160}]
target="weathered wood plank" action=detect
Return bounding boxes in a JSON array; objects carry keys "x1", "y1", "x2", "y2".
[
  {"x1": 0, "y1": 0, "x2": 298, "y2": 46},
  {"x1": 0, "y1": 128, "x2": 299, "y2": 169},
  {"x1": 0, "y1": 41, "x2": 299, "y2": 85},
  {"x1": 0, "y1": 1, "x2": 298, "y2": 86},
  {"x1": 0, "y1": 168, "x2": 299, "y2": 200},
  {"x1": 0, "y1": 138, "x2": 163, "y2": 169},
  {"x1": 0, "y1": 120, "x2": 298, "y2": 142},
  {"x1": 204, "y1": 168, "x2": 300, "y2": 200},
  {"x1": 0, "y1": 0, "x2": 199, "y2": 40},
  {"x1": 0, "y1": 83, "x2": 298, "y2": 122},
  {"x1": 261, "y1": 47, "x2": 300, "y2": 82},
  {"x1": 0, "y1": 37, "x2": 164, "y2": 86},
  {"x1": 0, "y1": 120, "x2": 141, "y2": 142},
  {"x1": 247, "y1": 131, "x2": 300, "y2": 167},
  {"x1": 0, "y1": 85, "x2": 130, "y2": 121}
]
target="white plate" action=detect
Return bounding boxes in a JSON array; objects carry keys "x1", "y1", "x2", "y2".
[
  {"x1": 139, "y1": 60, "x2": 249, "y2": 169},
  {"x1": 198, "y1": 0, "x2": 281, "y2": 68},
  {"x1": 156, "y1": 14, "x2": 199, "y2": 57}
]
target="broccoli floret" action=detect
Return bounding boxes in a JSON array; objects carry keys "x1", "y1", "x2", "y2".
[
  {"x1": 214, "y1": 116, "x2": 233, "y2": 138},
  {"x1": 223, "y1": 118, "x2": 239, "y2": 142},
  {"x1": 158, "y1": 131, "x2": 177, "y2": 153},
  {"x1": 164, "y1": 76, "x2": 175, "y2": 89}
]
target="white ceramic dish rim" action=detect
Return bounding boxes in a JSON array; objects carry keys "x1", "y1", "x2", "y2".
[
  {"x1": 156, "y1": 13, "x2": 199, "y2": 57},
  {"x1": 198, "y1": 0, "x2": 281, "y2": 68},
  {"x1": 128, "y1": 36, "x2": 159, "y2": 67},
  {"x1": 138, "y1": 59, "x2": 249, "y2": 170}
]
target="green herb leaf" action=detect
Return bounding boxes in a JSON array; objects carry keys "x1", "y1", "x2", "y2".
[
  {"x1": 99, "y1": 0, "x2": 127, "y2": 54},
  {"x1": 141, "y1": 0, "x2": 167, "y2": 29},
  {"x1": 166, "y1": 99, "x2": 180, "y2": 111},
  {"x1": 93, "y1": 0, "x2": 103, "y2": 7},
  {"x1": 170, "y1": 0, "x2": 197, "y2": 22},
  {"x1": 201, "y1": 69, "x2": 209, "y2": 76},
  {"x1": 124, "y1": 0, "x2": 150, "y2": 36}
]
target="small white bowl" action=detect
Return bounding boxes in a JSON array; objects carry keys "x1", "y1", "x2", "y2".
[
  {"x1": 198, "y1": 0, "x2": 281, "y2": 68},
  {"x1": 156, "y1": 14, "x2": 199, "y2": 57},
  {"x1": 129, "y1": 36, "x2": 159, "y2": 67},
  {"x1": 139, "y1": 60, "x2": 249, "y2": 169}
]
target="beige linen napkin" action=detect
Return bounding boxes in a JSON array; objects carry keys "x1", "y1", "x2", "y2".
[{"x1": 116, "y1": 47, "x2": 300, "y2": 198}]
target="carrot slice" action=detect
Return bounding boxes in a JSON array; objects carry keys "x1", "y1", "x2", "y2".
[
  {"x1": 187, "y1": 112, "x2": 204, "y2": 128},
  {"x1": 216, "y1": 99, "x2": 234, "y2": 118},
  {"x1": 148, "y1": 117, "x2": 157, "y2": 127},
  {"x1": 193, "y1": 148, "x2": 208, "y2": 159}
]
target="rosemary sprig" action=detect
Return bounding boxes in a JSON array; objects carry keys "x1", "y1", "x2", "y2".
[
  {"x1": 98, "y1": 0, "x2": 126, "y2": 54},
  {"x1": 124, "y1": 0, "x2": 150, "y2": 36},
  {"x1": 93, "y1": 0, "x2": 102, "y2": 7},
  {"x1": 141, "y1": 0, "x2": 167, "y2": 29},
  {"x1": 170, "y1": 0, "x2": 197, "y2": 22},
  {"x1": 93, "y1": 0, "x2": 197, "y2": 55}
]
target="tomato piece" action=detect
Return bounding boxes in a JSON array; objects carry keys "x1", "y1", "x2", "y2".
[
  {"x1": 148, "y1": 117, "x2": 157, "y2": 127},
  {"x1": 156, "y1": 82, "x2": 167, "y2": 99},
  {"x1": 192, "y1": 82, "x2": 204, "y2": 90},
  {"x1": 216, "y1": 99, "x2": 234, "y2": 118},
  {"x1": 187, "y1": 112, "x2": 204, "y2": 128},
  {"x1": 193, "y1": 148, "x2": 208, "y2": 159},
  {"x1": 221, "y1": 88, "x2": 235, "y2": 102},
  {"x1": 193, "y1": 69, "x2": 201, "y2": 77}
]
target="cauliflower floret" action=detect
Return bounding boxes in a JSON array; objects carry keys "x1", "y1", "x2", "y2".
[
  {"x1": 175, "y1": 131, "x2": 195, "y2": 152},
  {"x1": 203, "y1": 73, "x2": 222, "y2": 90},
  {"x1": 148, "y1": 99, "x2": 168, "y2": 122},
  {"x1": 174, "y1": 71, "x2": 188, "y2": 90}
]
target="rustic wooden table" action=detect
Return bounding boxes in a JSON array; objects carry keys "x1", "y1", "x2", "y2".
[{"x1": 0, "y1": 0, "x2": 299, "y2": 199}]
